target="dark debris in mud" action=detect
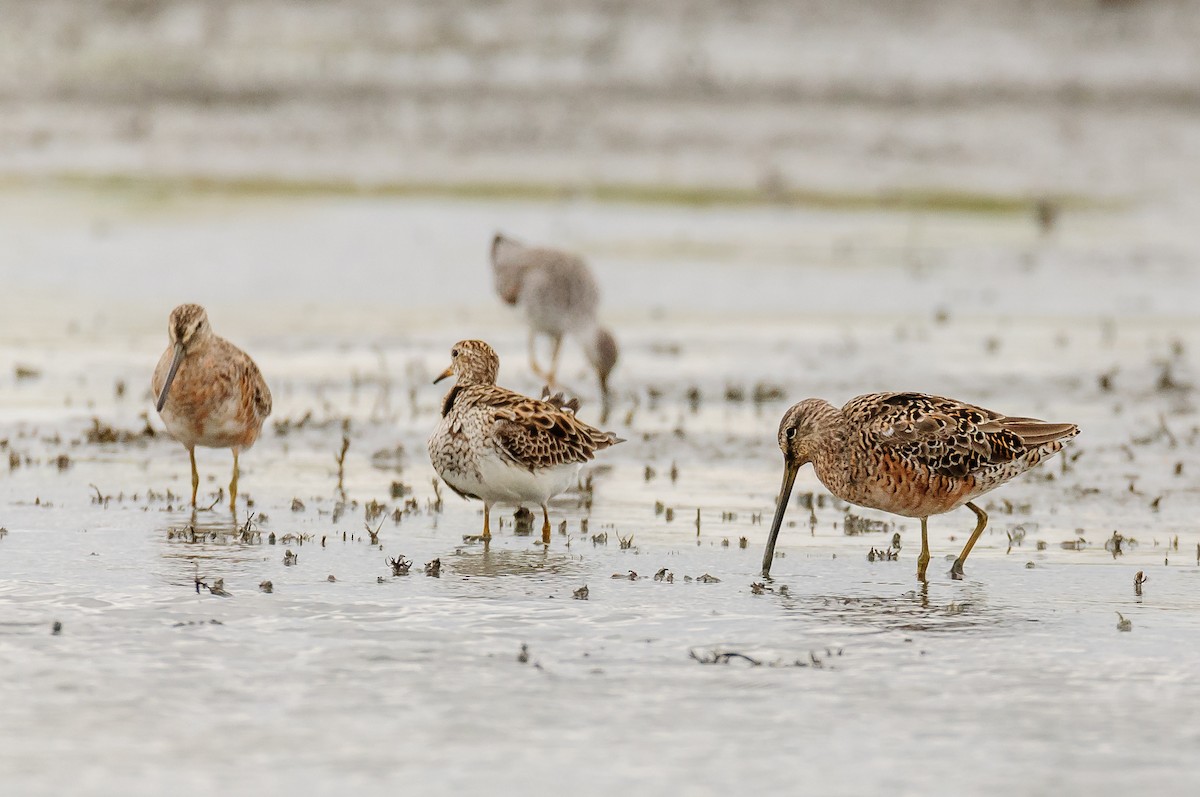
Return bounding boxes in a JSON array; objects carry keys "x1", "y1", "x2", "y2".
[
  {"x1": 194, "y1": 576, "x2": 230, "y2": 597},
  {"x1": 689, "y1": 646, "x2": 842, "y2": 668},
  {"x1": 173, "y1": 619, "x2": 224, "y2": 628},
  {"x1": 867, "y1": 547, "x2": 900, "y2": 562},
  {"x1": 85, "y1": 415, "x2": 156, "y2": 445},
  {"x1": 1134, "y1": 570, "x2": 1147, "y2": 596},
  {"x1": 843, "y1": 512, "x2": 894, "y2": 536}
]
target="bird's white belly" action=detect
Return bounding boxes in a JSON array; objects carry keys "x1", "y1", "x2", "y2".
[{"x1": 450, "y1": 451, "x2": 579, "y2": 506}]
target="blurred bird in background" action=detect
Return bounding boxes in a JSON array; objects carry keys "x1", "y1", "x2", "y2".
[{"x1": 490, "y1": 233, "x2": 618, "y2": 419}]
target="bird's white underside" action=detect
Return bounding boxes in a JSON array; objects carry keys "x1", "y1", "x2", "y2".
[{"x1": 444, "y1": 450, "x2": 580, "y2": 506}]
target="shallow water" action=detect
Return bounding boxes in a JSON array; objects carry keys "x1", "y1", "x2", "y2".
[{"x1": 1, "y1": 187, "x2": 1199, "y2": 794}]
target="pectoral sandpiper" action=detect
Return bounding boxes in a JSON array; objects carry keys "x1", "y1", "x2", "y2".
[
  {"x1": 428, "y1": 339, "x2": 623, "y2": 544},
  {"x1": 763, "y1": 392, "x2": 1078, "y2": 581}
]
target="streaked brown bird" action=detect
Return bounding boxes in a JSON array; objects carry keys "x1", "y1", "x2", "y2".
[
  {"x1": 152, "y1": 304, "x2": 272, "y2": 512},
  {"x1": 763, "y1": 392, "x2": 1078, "y2": 581},
  {"x1": 490, "y1": 233, "x2": 619, "y2": 414},
  {"x1": 428, "y1": 339, "x2": 623, "y2": 544}
]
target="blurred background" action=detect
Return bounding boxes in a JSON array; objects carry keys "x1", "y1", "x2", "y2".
[
  {"x1": 2, "y1": 0, "x2": 1199, "y2": 327},
  {"x1": 3, "y1": 5, "x2": 1200, "y2": 795},
  {"x1": 3, "y1": 0, "x2": 1200, "y2": 196}
]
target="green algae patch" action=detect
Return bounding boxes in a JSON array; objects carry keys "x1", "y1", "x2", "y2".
[{"x1": 0, "y1": 173, "x2": 1114, "y2": 215}]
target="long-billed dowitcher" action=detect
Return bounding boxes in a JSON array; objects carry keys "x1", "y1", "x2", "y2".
[
  {"x1": 763, "y1": 392, "x2": 1078, "y2": 581},
  {"x1": 428, "y1": 339, "x2": 623, "y2": 544},
  {"x1": 152, "y1": 304, "x2": 272, "y2": 512},
  {"x1": 490, "y1": 233, "x2": 619, "y2": 412}
]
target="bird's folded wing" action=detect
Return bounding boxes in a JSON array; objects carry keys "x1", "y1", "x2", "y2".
[
  {"x1": 846, "y1": 392, "x2": 1076, "y2": 479},
  {"x1": 491, "y1": 392, "x2": 620, "y2": 470}
]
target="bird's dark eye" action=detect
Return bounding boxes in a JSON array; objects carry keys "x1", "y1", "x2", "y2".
[
  {"x1": 451, "y1": 349, "x2": 459, "y2": 358},
  {"x1": 786, "y1": 427, "x2": 798, "y2": 440}
]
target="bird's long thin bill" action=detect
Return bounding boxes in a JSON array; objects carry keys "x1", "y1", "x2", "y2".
[
  {"x1": 155, "y1": 343, "x2": 184, "y2": 412},
  {"x1": 762, "y1": 461, "x2": 798, "y2": 577},
  {"x1": 433, "y1": 365, "x2": 454, "y2": 384}
]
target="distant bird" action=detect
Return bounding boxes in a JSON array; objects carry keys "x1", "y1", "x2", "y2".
[
  {"x1": 152, "y1": 304, "x2": 272, "y2": 512},
  {"x1": 490, "y1": 233, "x2": 619, "y2": 413},
  {"x1": 428, "y1": 339, "x2": 623, "y2": 544},
  {"x1": 763, "y1": 392, "x2": 1078, "y2": 581}
]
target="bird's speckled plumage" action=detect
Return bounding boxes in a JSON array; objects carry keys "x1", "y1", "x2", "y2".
[
  {"x1": 490, "y1": 233, "x2": 618, "y2": 409},
  {"x1": 152, "y1": 304, "x2": 271, "y2": 511},
  {"x1": 764, "y1": 392, "x2": 1078, "y2": 580},
  {"x1": 428, "y1": 339, "x2": 623, "y2": 543}
]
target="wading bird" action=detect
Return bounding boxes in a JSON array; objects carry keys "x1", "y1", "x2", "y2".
[
  {"x1": 428, "y1": 339, "x2": 623, "y2": 544},
  {"x1": 490, "y1": 233, "x2": 618, "y2": 414},
  {"x1": 152, "y1": 304, "x2": 272, "y2": 512},
  {"x1": 763, "y1": 392, "x2": 1078, "y2": 581}
]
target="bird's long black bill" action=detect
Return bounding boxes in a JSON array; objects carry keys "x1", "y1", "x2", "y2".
[
  {"x1": 155, "y1": 342, "x2": 185, "y2": 413},
  {"x1": 762, "y1": 460, "x2": 799, "y2": 577},
  {"x1": 433, "y1": 365, "x2": 454, "y2": 384}
]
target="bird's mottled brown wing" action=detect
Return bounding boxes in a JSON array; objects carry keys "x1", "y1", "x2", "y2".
[
  {"x1": 485, "y1": 388, "x2": 622, "y2": 470},
  {"x1": 214, "y1": 336, "x2": 271, "y2": 422},
  {"x1": 844, "y1": 392, "x2": 1078, "y2": 480},
  {"x1": 246, "y1": 357, "x2": 272, "y2": 420}
]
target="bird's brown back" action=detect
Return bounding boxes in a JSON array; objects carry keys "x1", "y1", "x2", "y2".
[{"x1": 824, "y1": 392, "x2": 1078, "y2": 517}]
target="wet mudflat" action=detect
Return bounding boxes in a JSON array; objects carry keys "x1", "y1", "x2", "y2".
[{"x1": 2, "y1": 189, "x2": 1200, "y2": 795}]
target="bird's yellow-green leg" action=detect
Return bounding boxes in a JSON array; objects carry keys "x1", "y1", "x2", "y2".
[
  {"x1": 951, "y1": 502, "x2": 988, "y2": 579},
  {"x1": 528, "y1": 332, "x2": 549, "y2": 381},
  {"x1": 917, "y1": 517, "x2": 930, "y2": 582},
  {"x1": 189, "y1": 447, "x2": 199, "y2": 506},
  {"x1": 540, "y1": 504, "x2": 551, "y2": 545},
  {"x1": 544, "y1": 335, "x2": 563, "y2": 388},
  {"x1": 482, "y1": 503, "x2": 492, "y2": 541},
  {"x1": 229, "y1": 447, "x2": 239, "y2": 513}
]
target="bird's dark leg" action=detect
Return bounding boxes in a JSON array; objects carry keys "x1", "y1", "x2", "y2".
[
  {"x1": 917, "y1": 517, "x2": 930, "y2": 582},
  {"x1": 229, "y1": 447, "x2": 239, "y2": 512},
  {"x1": 951, "y1": 502, "x2": 988, "y2": 579},
  {"x1": 482, "y1": 503, "x2": 492, "y2": 541},
  {"x1": 189, "y1": 447, "x2": 199, "y2": 506},
  {"x1": 540, "y1": 504, "x2": 551, "y2": 545}
]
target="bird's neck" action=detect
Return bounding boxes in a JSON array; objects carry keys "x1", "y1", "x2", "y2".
[{"x1": 808, "y1": 404, "x2": 851, "y2": 496}]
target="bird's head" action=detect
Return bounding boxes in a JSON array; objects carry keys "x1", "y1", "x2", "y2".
[
  {"x1": 434, "y1": 339, "x2": 500, "y2": 386},
  {"x1": 776, "y1": 398, "x2": 834, "y2": 467},
  {"x1": 490, "y1": 233, "x2": 527, "y2": 305},
  {"x1": 156, "y1": 304, "x2": 212, "y2": 413},
  {"x1": 763, "y1": 398, "x2": 837, "y2": 577},
  {"x1": 586, "y1": 327, "x2": 619, "y2": 397},
  {"x1": 168, "y1": 303, "x2": 211, "y2": 349}
]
